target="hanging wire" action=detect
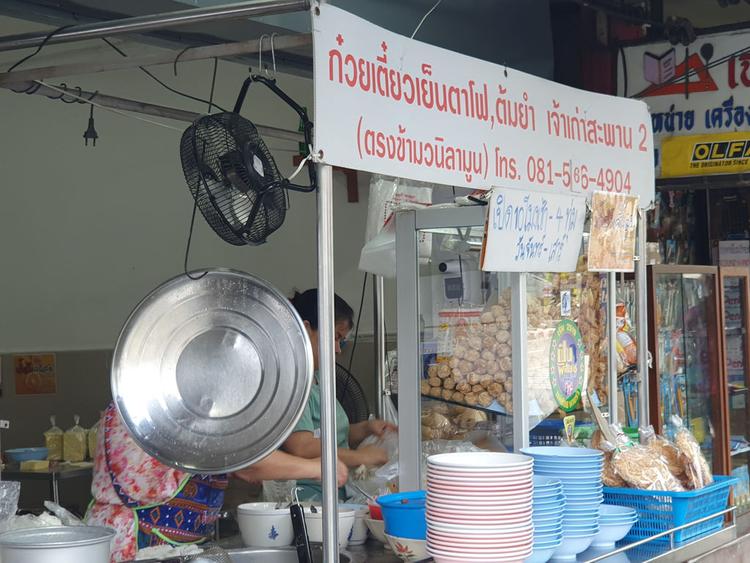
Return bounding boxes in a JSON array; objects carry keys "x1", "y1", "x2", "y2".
[
  {"x1": 6, "y1": 24, "x2": 76, "y2": 72},
  {"x1": 410, "y1": 0, "x2": 443, "y2": 39},
  {"x1": 100, "y1": 37, "x2": 229, "y2": 112},
  {"x1": 347, "y1": 273, "x2": 369, "y2": 373},
  {"x1": 184, "y1": 57, "x2": 219, "y2": 281},
  {"x1": 35, "y1": 81, "x2": 184, "y2": 131}
]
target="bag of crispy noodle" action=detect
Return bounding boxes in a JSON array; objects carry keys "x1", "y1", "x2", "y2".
[
  {"x1": 667, "y1": 416, "x2": 713, "y2": 490},
  {"x1": 605, "y1": 425, "x2": 685, "y2": 492}
]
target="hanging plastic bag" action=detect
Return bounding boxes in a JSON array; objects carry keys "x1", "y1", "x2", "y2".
[
  {"x1": 359, "y1": 214, "x2": 397, "y2": 278},
  {"x1": 364, "y1": 175, "x2": 433, "y2": 255},
  {"x1": 63, "y1": 415, "x2": 87, "y2": 463},
  {"x1": 359, "y1": 175, "x2": 434, "y2": 277},
  {"x1": 43, "y1": 415, "x2": 64, "y2": 461}
]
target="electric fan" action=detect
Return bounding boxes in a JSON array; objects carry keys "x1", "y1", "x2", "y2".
[
  {"x1": 336, "y1": 363, "x2": 370, "y2": 424},
  {"x1": 180, "y1": 75, "x2": 315, "y2": 246}
]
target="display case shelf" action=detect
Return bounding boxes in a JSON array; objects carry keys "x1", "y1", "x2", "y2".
[{"x1": 420, "y1": 394, "x2": 510, "y2": 417}]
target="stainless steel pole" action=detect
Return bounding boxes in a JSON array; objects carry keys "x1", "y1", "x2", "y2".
[
  {"x1": 0, "y1": 0, "x2": 310, "y2": 52},
  {"x1": 396, "y1": 210, "x2": 421, "y2": 491},
  {"x1": 3, "y1": 81, "x2": 305, "y2": 142},
  {"x1": 316, "y1": 163, "x2": 338, "y2": 562},
  {"x1": 608, "y1": 271, "x2": 619, "y2": 425},
  {"x1": 374, "y1": 274, "x2": 386, "y2": 418},
  {"x1": 636, "y1": 210, "x2": 650, "y2": 427},
  {"x1": 511, "y1": 272, "x2": 529, "y2": 449}
]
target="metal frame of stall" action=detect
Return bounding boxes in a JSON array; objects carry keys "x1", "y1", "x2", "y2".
[{"x1": 0, "y1": 2, "x2": 734, "y2": 562}]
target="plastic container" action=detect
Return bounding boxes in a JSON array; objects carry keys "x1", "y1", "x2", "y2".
[
  {"x1": 602, "y1": 475, "x2": 737, "y2": 544},
  {"x1": 377, "y1": 491, "x2": 426, "y2": 540},
  {"x1": 236, "y1": 502, "x2": 294, "y2": 547},
  {"x1": 4, "y1": 448, "x2": 48, "y2": 463}
]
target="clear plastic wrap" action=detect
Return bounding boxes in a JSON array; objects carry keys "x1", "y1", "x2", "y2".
[
  {"x1": 639, "y1": 424, "x2": 687, "y2": 485},
  {"x1": 605, "y1": 433, "x2": 685, "y2": 492},
  {"x1": 668, "y1": 415, "x2": 713, "y2": 490},
  {"x1": 0, "y1": 481, "x2": 20, "y2": 533},
  {"x1": 43, "y1": 415, "x2": 63, "y2": 461}
]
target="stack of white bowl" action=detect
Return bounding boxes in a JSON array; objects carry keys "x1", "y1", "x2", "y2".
[
  {"x1": 425, "y1": 452, "x2": 534, "y2": 563},
  {"x1": 527, "y1": 476, "x2": 565, "y2": 563},
  {"x1": 591, "y1": 505, "x2": 638, "y2": 549},
  {"x1": 521, "y1": 446, "x2": 604, "y2": 562}
]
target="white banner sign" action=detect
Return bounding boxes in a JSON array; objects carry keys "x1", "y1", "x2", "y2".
[
  {"x1": 313, "y1": 5, "x2": 655, "y2": 208},
  {"x1": 481, "y1": 188, "x2": 586, "y2": 272}
]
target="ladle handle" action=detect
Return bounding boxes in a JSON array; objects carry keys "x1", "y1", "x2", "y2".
[{"x1": 290, "y1": 503, "x2": 313, "y2": 563}]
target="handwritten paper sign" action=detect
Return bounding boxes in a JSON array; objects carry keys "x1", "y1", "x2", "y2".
[
  {"x1": 481, "y1": 187, "x2": 586, "y2": 272},
  {"x1": 313, "y1": 4, "x2": 655, "y2": 208},
  {"x1": 588, "y1": 192, "x2": 639, "y2": 272}
]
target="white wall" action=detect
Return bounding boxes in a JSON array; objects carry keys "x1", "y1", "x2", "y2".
[{"x1": 0, "y1": 30, "x2": 396, "y2": 353}]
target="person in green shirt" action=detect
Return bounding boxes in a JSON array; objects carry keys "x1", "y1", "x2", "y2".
[{"x1": 284, "y1": 289, "x2": 397, "y2": 501}]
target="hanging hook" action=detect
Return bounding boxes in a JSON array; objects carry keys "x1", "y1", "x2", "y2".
[
  {"x1": 257, "y1": 33, "x2": 270, "y2": 76},
  {"x1": 269, "y1": 32, "x2": 278, "y2": 79}
]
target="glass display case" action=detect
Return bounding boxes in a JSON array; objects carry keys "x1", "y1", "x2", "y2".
[
  {"x1": 647, "y1": 265, "x2": 729, "y2": 475},
  {"x1": 395, "y1": 205, "x2": 618, "y2": 490},
  {"x1": 719, "y1": 268, "x2": 750, "y2": 513}
]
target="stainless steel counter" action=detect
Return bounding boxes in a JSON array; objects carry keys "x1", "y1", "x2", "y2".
[{"x1": 128, "y1": 538, "x2": 403, "y2": 563}]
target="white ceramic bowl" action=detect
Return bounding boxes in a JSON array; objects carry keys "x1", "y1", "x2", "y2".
[
  {"x1": 302, "y1": 506, "x2": 355, "y2": 547},
  {"x1": 340, "y1": 503, "x2": 369, "y2": 546},
  {"x1": 236, "y1": 502, "x2": 294, "y2": 547},
  {"x1": 365, "y1": 518, "x2": 389, "y2": 548},
  {"x1": 590, "y1": 520, "x2": 636, "y2": 548},
  {"x1": 386, "y1": 534, "x2": 427, "y2": 560}
]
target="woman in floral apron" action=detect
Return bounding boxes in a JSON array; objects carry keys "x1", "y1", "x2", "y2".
[{"x1": 86, "y1": 402, "x2": 347, "y2": 562}]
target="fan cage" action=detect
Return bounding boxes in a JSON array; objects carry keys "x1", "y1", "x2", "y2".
[
  {"x1": 180, "y1": 112, "x2": 288, "y2": 246},
  {"x1": 336, "y1": 363, "x2": 370, "y2": 424}
]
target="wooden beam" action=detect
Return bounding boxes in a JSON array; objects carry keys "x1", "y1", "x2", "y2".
[{"x1": 0, "y1": 33, "x2": 312, "y2": 87}]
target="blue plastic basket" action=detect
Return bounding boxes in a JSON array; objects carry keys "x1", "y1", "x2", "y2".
[{"x1": 602, "y1": 475, "x2": 736, "y2": 545}]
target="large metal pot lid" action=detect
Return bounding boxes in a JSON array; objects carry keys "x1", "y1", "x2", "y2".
[{"x1": 112, "y1": 269, "x2": 313, "y2": 473}]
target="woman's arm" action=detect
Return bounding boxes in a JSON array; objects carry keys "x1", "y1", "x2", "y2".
[
  {"x1": 231, "y1": 450, "x2": 349, "y2": 486},
  {"x1": 283, "y1": 431, "x2": 388, "y2": 468}
]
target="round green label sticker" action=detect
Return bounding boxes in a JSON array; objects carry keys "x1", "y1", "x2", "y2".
[{"x1": 549, "y1": 319, "x2": 585, "y2": 412}]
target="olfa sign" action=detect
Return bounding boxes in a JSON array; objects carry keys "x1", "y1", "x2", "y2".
[{"x1": 662, "y1": 132, "x2": 750, "y2": 177}]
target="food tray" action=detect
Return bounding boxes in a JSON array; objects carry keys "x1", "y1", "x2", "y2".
[{"x1": 602, "y1": 475, "x2": 736, "y2": 545}]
